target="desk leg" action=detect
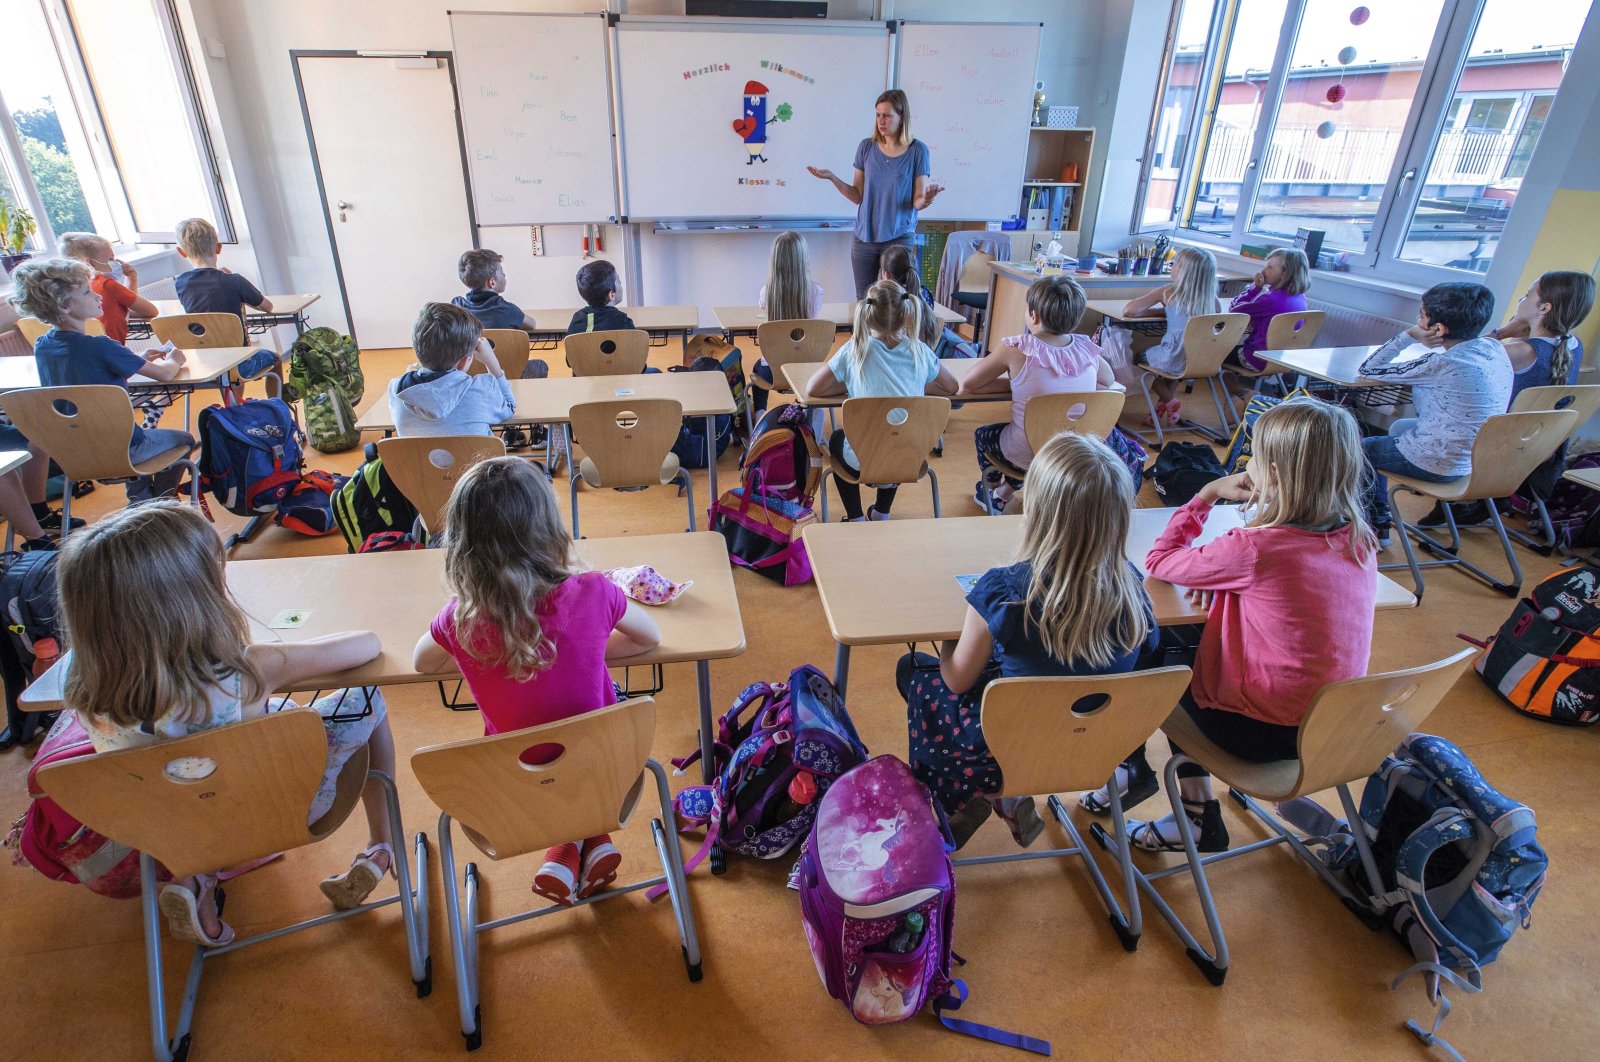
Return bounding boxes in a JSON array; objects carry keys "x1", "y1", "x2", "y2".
[
  {"x1": 833, "y1": 642, "x2": 851, "y2": 699},
  {"x1": 705, "y1": 415, "x2": 719, "y2": 505},
  {"x1": 696, "y1": 658, "x2": 725, "y2": 875},
  {"x1": 294, "y1": 313, "x2": 308, "y2": 338},
  {"x1": 183, "y1": 390, "x2": 192, "y2": 434}
]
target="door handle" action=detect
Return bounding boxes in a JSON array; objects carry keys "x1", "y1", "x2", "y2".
[{"x1": 336, "y1": 199, "x2": 351, "y2": 222}]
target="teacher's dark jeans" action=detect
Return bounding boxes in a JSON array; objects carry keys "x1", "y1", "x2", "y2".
[{"x1": 851, "y1": 235, "x2": 916, "y2": 299}]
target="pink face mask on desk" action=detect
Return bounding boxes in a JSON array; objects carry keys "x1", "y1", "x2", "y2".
[{"x1": 604, "y1": 565, "x2": 692, "y2": 606}]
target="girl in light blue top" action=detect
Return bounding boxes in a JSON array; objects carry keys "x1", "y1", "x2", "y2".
[
  {"x1": 807, "y1": 89, "x2": 945, "y2": 298},
  {"x1": 805, "y1": 279, "x2": 958, "y2": 521},
  {"x1": 1124, "y1": 247, "x2": 1221, "y2": 427}
]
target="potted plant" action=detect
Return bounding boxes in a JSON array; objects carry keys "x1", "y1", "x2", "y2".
[{"x1": 0, "y1": 194, "x2": 37, "y2": 274}]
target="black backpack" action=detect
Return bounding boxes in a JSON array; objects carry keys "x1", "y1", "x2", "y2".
[
  {"x1": 669, "y1": 357, "x2": 734, "y2": 469},
  {"x1": 0, "y1": 551, "x2": 63, "y2": 747},
  {"x1": 1149, "y1": 441, "x2": 1226, "y2": 507},
  {"x1": 331, "y1": 442, "x2": 420, "y2": 553}
]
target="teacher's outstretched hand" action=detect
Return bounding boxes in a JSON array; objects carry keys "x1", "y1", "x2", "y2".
[{"x1": 813, "y1": 89, "x2": 939, "y2": 298}]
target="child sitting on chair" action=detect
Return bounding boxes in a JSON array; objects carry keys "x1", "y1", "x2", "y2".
[
  {"x1": 414, "y1": 457, "x2": 661, "y2": 906},
  {"x1": 387, "y1": 303, "x2": 514, "y2": 438},
  {"x1": 10, "y1": 258, "x2": 192, "y2": 504},
  {"x1": 1125, "y1": 247, "x2": 1221, "y2": 426},
  {"x1": 57, "y1": 232, "x2": 158, "y2": 344},
  {"x1": 174, "y1": 217, "x2": 283, "y2": 399},
  {"x1": 566, "y1": 260, "x2": 635, "y2": 336}
]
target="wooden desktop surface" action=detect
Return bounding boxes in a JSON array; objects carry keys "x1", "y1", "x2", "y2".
[
  {"x1": 713, "y1": 301, "x2": 963, "y2": 334},
  {"x1": 0, "y1": 346, "x2": 255, "y2": 392},
  {"x1": 779, "y1": 358, "x2": 1009, "y2": 407},
  {"x1": 528, "y1": 306, "x2": 699, "y2": 333},
  {"x1": 1258, "y1": 346, "x2": 1383, "y2": 386},
  {"x1": 142, "y1": 294, "x2": 320, "y2": 321},
  {"x1": 1084, "y1": 298, "x2": 1165, "y2": 325},
  {"x1": 22, "y1": 533, "x2": 745, "y2": 709},
  {"x1": 0, "y1": 450, "x2": 30, "y2": 476},
  {"x1": 356, "y1": 370, "x2": 735, "y2": 432},
  {"x1": 1563, "y1": 466, "x2": 1600, "y2": 492},
  {"x1": 803, "y1": 508, "x2": 1414, "y2": 647}
]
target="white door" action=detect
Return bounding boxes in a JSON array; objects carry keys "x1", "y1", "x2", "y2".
[{"x1": 297, "y1": 55, "x2": 472, "y2": 349}]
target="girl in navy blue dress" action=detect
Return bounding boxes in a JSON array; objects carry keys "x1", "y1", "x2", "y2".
[{"x1": 899, "y1": 432, "x2": 1157, "y2": 847}]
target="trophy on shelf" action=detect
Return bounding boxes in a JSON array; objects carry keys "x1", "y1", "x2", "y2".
[{"x1": 1031, "y1": 82, "x2": 1047, "y2": 126}]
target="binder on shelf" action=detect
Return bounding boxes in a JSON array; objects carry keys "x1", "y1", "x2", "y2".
[{"x1": 1047, "y1": 186, "x2": 1066, "y2": 230}]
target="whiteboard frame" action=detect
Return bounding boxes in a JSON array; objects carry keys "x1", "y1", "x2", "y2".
[
  {"x1": 891, "y1": 19, "x2": 1043, "y2": 223},
  {"x1": 611, "y1": 15, "x2": 893, "y2": 224},
  {"x1": 448, "y1": 9, "x2": 623, "y2": 226}
]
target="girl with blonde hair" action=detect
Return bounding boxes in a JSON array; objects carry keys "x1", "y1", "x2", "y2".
[
  {"x1": 60, "y1": 502, "x2": 401, "y2": 945},
  {"x1": 1085, "y1": 398, "x2": 1377, "y2": 853},
  {"x1": 1227, "y1": 247, "x2": 1311, "y2": 372},
  {"x1": 413, "y1": 457, "x2": 660, "y2": 905},
  {"x1": 1122, "y1": 246, "x2": 1221, "y2": 424},
  {"x1": 804, "y1": 278, "x2": 958, "y2": 521},
  {"x1": 899, "y1": 432, "x2": 1157, "y2": 847},
  {"x1": 751, "y1": 231, "x2": 826, "y2": 415}
]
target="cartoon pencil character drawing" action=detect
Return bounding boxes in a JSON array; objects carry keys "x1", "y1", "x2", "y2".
[{"x1": 732, "y1": 80, "x2": 792, "y2": 164}]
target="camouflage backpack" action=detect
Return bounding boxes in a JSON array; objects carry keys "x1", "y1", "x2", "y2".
[{"x1": 288, "y1": 327, "x2": 364, "y2": 453}]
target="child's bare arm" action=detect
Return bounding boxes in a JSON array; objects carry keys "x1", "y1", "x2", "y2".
[
  {"x1": 939, "y1": 606, "x2": 994, "y2": 695},
  {"x1": 413, "y1": 629, "x2": 454, "y2": 673},
  {"x1": 925, "y1": 362, "x2": 960, "y2": 397},
  {"x1": 137, "y1": 349, "x2": 186, "y2": 382},
  {"x1": 251, "y1": 632, "x2": 383, "y2": 690},
  {"x1": 607, "y1": 600, "x2": 661, "y2": 660},
  {"x1": 806, "y1": 363, "x2": 847, "y2": 398}
]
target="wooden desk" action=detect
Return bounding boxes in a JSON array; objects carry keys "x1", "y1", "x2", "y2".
[
  {"x1": 1258, "y1": 346, "x2": 1384, "y2": 388},
  {"x1": 526, "y1": 305, "x2": 700, "y2": 351},
  {"x1": 0, "y1": 449, "x2": 30, "y2": 476},
  {"x1": 355, "y1": 371, "x2": 736, "y2": 501},
  {"x1": 779, "y1": 358, "x2": 1010, "y2": 407},
  {"x1": 1084, "y1": 299, "x2": 1166, "y2": 330},
  {"x1": 1563, "y1": 466, "x2": 1600, "y2": 492},
  {"x1": 0, "y1": 347, "x2": 256, "y2": 434},
  {"x1": 803, "y1": 508, "x2": 1415, "y2": 695},
  {"x1": 21, "y1": 534, "x2": 745, "y2": 780},
  {"x1": 144, "y1": 294, "x2": 321, "y2": 336},
  {"x1": 713, "y1": 301, "x2": 963, "y2": 338}
]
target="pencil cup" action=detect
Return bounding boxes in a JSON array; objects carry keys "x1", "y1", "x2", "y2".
[{"x1": 1133, "y1": 257, "x2": 1150, "y2": 276}]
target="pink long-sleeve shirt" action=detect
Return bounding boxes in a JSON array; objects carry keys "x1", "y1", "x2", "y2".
[{"x1": 1145, "y1": 498, "x2": 1376, "y2": 727}]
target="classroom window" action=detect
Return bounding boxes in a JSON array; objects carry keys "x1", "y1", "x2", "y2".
[
  {"x1": 0, "y1": 0, "x2": 231, "y2": 252},
  {"x1": 1397, "y1": 0, "x2": 1590, "y2": 273},
  {"x1": 1134, "y1": 0, "x2": 1215, "y2": 230},
  {"x1": 1246, "y1": 0, "x2": 1447, "y2": 255}
]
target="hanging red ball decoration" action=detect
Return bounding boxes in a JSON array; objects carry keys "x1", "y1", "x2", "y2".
[
  {"x1": 1351, "y1": 6, "x2": 1370, "y2": 25},
  {"x1": 1326, "y1": 84, "x2": 1347, "y2": 104}
]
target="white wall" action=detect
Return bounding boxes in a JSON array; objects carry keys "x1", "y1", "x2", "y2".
[{"x1": 180, "y1": 0, "x2": 1134, "y2": 336}]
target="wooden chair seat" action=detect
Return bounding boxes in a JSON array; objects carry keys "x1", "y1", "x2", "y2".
[
  {"x1": 819, "y1": 396, "x2": 951, "y2": 521},
  {"x1": 18, "y1": 317, "x2": 104, "y2": 344},
  {"x1": 565, "y1": 329, "x2": 650, "y2": 377},
  {"x1": 1156, "y1": 709, "x2": 1302, "y2": 800},
  {"x1": 829, "y1": 456, "x2": 927, "y2": 487},
  {"x1": 567, "y1": 398, "x2": 694, "y2": 537},
  {"x1": 475, "y1": 328, "x2": 532, "y2": 380},
  {"x1": 982, "y1": 391, "x2": 1126, "y2": 499},
  {"x1": 132, "y1": 445, "x2": 198, "y2": 477},
  {"x1": 151, "y1": 312, "x2": 245, "y2": 350},
  {"x1": 1138, "y1": 313, "x2": 1249, "y2": 447},
  {"x1": 579, "y1": 452, "x2": 680, "y2": 489},
  {"x1": 376, "y1": 435, "x2": 507, "y2": 538}
]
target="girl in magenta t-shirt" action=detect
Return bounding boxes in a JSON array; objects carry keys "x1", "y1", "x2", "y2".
[
  {"x1": 1227, "y1": 247, "x2": 1311, "y2": 371},
  {"x1": 414, "y1": 457, "x2": 660, "y2": 906}
]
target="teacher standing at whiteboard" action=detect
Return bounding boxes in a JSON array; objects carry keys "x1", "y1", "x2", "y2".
[{"x1": 808, "y1": 89, "x2": 944, "y2": 298}]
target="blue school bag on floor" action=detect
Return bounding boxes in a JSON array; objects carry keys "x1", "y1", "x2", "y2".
[
  {"x1": 668, "y1": 358, "x2": 733, "y2": 469},
  {"x1": 196, "y1": 398, "x2": 304, "y2": 516},
  {"x1": 1320, "y1": 733, "x2": 1546, "y2": 1059}
]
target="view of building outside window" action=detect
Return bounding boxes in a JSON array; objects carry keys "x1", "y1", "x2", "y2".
[
  {"x1": 1140, "y1": 0, "x2": 1214, "y2": 229},
  {"x1": 1397, "y1": 0, "x2": 1589, "y2": 271}
]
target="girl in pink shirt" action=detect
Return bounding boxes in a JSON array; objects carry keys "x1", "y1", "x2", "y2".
[
  {"x1": 414, "y1": 457, "x2": 661, "y2": 905},
  {"x1": 1081, "y1": 398, "x2": 1377, "y2": 852}
]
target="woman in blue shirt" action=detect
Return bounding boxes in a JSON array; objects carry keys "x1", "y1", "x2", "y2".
[{"x1": 808, "y1": 89, "x2": 944, "y2": 298}]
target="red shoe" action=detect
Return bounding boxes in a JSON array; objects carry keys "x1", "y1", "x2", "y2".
[
  {"x1": 1164, "y1": 399, "x2": 1183, "y2": 427},
  {"x1": 532, "y1": 842, "x2": 581, "y2": 907},
  {"x1": 577, "y1": 835, "x2": 622, "y2": 899},
  {"x1": 1142, "y1": 400, "x2": 1169, "y2": 429}
]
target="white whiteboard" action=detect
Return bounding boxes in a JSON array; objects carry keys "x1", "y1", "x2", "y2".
[
  {"x1": 895, "y1": 21, "x2": 1042, "y2": 221},
  {"x1": 449, "y1": 11, "x2": 618, "y2": 225},
  {"x1": 615, "y1": 19, "x2": 890, "y2": 221}
]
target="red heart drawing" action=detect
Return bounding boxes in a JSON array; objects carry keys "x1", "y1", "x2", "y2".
[{"x1": 732, "y1": 117, "x2": 755, "y2": 139}]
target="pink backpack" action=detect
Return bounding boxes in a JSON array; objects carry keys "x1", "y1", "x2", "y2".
[
  {"x1": 797, "y1": 755, "x2": 1050, "y2": 1053},
  {"x1": 709, "y1": 405, "x2": 823, "y2": 586}
]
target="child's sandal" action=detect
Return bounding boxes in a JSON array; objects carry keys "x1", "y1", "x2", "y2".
[{"x1": 319, "y1": 841, "x2": 394, "y2": 911}]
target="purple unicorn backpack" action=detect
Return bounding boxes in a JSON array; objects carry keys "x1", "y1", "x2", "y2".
[
  {"x1": 652, "y1": 665, "x2": 867, "y2": 894},
  {"x1": 797, "y1": 756, "x2": 1050, "y2": 1054}
]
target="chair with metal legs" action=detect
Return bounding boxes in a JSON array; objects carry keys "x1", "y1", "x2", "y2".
[
  {"x1": 1503, "y1": 384, "x2": 1600, "y2": 552},
  {"x1": 957, "y1": 667, "x2": 1193, "y2": 950},
  {"x1": 411, "y1": 697, "x2": 702, "y2": 1052},
  {"x1": 1091, "y1": 648, "x2": 1478, "y2": 986},
  {"x1": 1384, "y1": 410, "x2": 1577, "y2": 600},
  {"x1": 1138, "y1": 312, "x2": 1249, "y2": 446},
  {"x1": 37, "y1": 711, "x2": 431, "y2": 1062},
  {"x1": 977, "y1": 391, "x2": 1125, "y2": 514},
  {"x1": 818, "y1": 396, "x2": 950, "y2": 522},
  {"x1": 567, "y1": 398, "x2": 695, "y2": 539}
]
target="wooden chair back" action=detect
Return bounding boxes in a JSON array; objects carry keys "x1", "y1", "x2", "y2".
[
  {"x1": 565, "y1": 329, "x2": 650, "y2": 377},
  {"x1": 376, "y1": 434, "x2": 507, "y2": 536},
  {"x1": 1263, "y1": 310, "x2": 1326, "y2": 351},
  {"x1": 17, "y1": 317, "x2": 103, "y2": 344},
  {"x1": 569, "y1": 398, "x2": 683, "y2": 487},
  {"x1": 957, "y1": 249, "x2": 995, "y2": 295},
  {"x1": 151, "y1": 312, "x2": 244, "y2": 350},
  {"x1": 1510, "y1": 383, "x2": 1600, "y2": 433},
  {"x1": 411, "y1": 698, "x2": 656, "y2": 861},
  {"x1": 1290, "y1": 649, "x2": 1479, "y2": 797},
  {"x1": 1022, "y1": 390, "x2": 1125, "y2": 452},
  {"x1": 0, "y1": 385, "x2": 139, "y2": 481},
  {"x1": 839, "y1": 396, "x2": 951, "y2": 485},
  {"x1": 1457, "y1": 409, "x2": 1579, "y2": 500},
  {"x1": 1179, "y1": 313, "x2": 1250, "y2": 378},
  {"x1": 983, "y1": 667, "x2": 1194, "y2": 798},
  {"x1": 36, "y1": 711, "x2": 369, "y2": 880},
  {"x1": 755, "y1": 319, "x2": 835, "y2": 379},
  {"x1": 473, "y1": 329, "x2": 532, "y2": 380}
]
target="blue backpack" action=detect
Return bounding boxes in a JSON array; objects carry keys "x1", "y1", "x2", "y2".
[
  {"x1": 197, "y1": 398, "x2": 305, "y2": 516},
  {"x1": 1322, "y1": 734, "x2": 1546, "y2": 1057},
  {"x1": 668, "y1": 358, "x2": 733, "y2": 469}
]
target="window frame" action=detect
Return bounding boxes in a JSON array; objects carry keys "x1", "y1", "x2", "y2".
[{"x1": 1133, "y1": 0, "x2": 1577, "y2": 285}]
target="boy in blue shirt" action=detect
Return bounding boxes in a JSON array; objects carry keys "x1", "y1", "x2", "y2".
[
  {"x1": 566, "y1": 260, "x2": 636, "y2": 335},
  {"x1": 452, "y1": 249, "x2": 540, "y2": 333},
  {"x1": 13, "y1": 258, "x2": 193, "y2": 504},
  {"x1": 174, "y1": 216, "x2": 282, "y2": 398}
]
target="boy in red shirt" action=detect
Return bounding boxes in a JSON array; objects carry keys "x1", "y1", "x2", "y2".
[{"x1": 59, "y1": 233, "x2": 157, "y2": 343}]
